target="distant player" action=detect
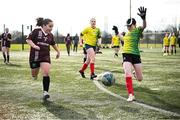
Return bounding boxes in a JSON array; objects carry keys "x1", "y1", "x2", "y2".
[
  {"x1": 163, "y1": 33, "x2": 169, "y2": 56},
  {"x1": 1, "y1": 28, "x2": 12, "y2": 64},
  {"x1": 113, "y1": 6, "x2": 147, "y2": 101},
  {"x1": 79, "y1": 18, "x2": 101, "y2": 80},
  {"x1": 170, "y1": 32, "x2": 177, "y2": 55},
  {"x1": 73, "y1": 34, "x2": 79, "y2": 52},
  {"x1": 64, "y1": 33, "x2": 72, "y2": 56},
  {"x1": 111, "y1": 33, "x2": 120, "y2": 57},
  {"x1": 26, "y1": 18, "x2": 60, "y2": 100},
  {"x1": 120, "y1": 32, "x2": 125, "y2": 47}
]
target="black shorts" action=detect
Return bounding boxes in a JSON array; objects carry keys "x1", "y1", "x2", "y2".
[
  {"x1": 2, "y1": 41, "x2": 11, "y2": 48},
  {"x1": 83, "y1": 47, "x2": 87, "y2": 54},
  {"x1": 30, "y1": 61, "x2": 40, "y2": 69},
  {"x1": 29, "y1": 61, "x2": 50, "y2": 69},
  {"x1": 122, "y1": 53, "x2": 141, "y2": 64},
  {"x1": 85, "y1": 44, "x2": 96, "y2": 51},
  {"x1": 112, "y1": 46, "x2": 120, "y2": 48}
]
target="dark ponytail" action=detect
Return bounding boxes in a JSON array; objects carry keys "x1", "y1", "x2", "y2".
[
  {"x1": 36, "y1": 17, "x2": 53, "y2": 27},
  {"x1": 36, "y1": 17, "x2": 44, "y2": 27}
]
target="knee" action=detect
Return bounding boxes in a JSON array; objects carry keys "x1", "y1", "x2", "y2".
[
  {"x1": 137, "y1": 76, "x2": 143, "y2": 81},
  {"x1": 124, "y1": 72, "x2": 132, "y2": 78},
  {"x1": 42, "y1": 70, "x2": 49, "y2": 76},
  {"x1": 90, "y1": 57, "x2": 95, "y2": 63}
]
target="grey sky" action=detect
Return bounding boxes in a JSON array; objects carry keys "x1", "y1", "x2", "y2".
[{"x1": 0, "y1": 0, "x2": 179, "y2": 35}]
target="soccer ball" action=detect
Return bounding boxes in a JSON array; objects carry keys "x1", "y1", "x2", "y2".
[{"x1": 101, "y1": 72, "x2": 115, "y2": 86}]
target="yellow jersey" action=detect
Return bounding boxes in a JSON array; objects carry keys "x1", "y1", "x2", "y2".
[
  {"x1": 122, "y1": 27, "x2": 143, "y2": 55},
  {"x1": 170, "y1": 36, "x2": 176, "y2": 45},
  {"x1": 163, "y1": 37, "x2": 169, "y2": 46},
  {"x1": 81, "y1": 27, "x2": 101, "y2": 46},
  {"x1": 112, "y1": 35, "x2": 120, "y2": 46}
]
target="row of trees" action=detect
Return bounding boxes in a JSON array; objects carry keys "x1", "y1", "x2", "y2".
[{"x1": 1, "y1": 24, "x2": 180, "y2": 45}]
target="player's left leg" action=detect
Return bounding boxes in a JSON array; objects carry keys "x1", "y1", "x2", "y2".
[
  {"x1": 75, "y1": 44, "x2": 78, "y2": 52},
  {"x1": 174, "y1": 46, "x2": 176, "y2": 55},
  {"x1": 170, "y1": 45, "x2": 173, "y2": 55},
  {"x1": 40, "y1": 62, "x2": 51, "y2": 100},
  {"x1": 6, "y1": 47, "x2": 10, "y2": 63},
  {"x1": 167, "y1": 46, "x2": 169, "y2": 55},
  {"x1": 133, "y1": 63, "x2": 143, "y2": 81}
]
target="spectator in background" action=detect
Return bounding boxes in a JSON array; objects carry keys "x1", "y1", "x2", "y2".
[
  {"x1": 73, "y1": 33, "x2": 79, "y2": 52},
  {"x1": 64, "y1": 33, "x2": 72, "y2": 56},
  {"x1": 111, "y1": 32, "x2": 120, "y2": 57},
  {"x1": 170, "y1": 32, "x2": 177, "y2": 55},
  {"x1": 163, "y1": 33, "x2": 169, "y2": 56}
]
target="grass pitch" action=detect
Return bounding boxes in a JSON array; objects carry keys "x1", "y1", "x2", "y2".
[{"x1": 0, "y1": 47, "x2": 180, "y2": 120}]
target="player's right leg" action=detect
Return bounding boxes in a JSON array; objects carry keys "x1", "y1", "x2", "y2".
[
  {"x1": 30, "y1": 61, "x2": 40, "y2": 80},
  {"x1": 2, "y1": 47, "x2": 7, "y2": 63},
  {"x1": 123, "y1": 61, "x2": 135, "y2": 102},
  {"x1": 79, "y1": 52, "x2": 90, "y2": 78},
  {"x1": 86, "y1": 48, "x2": 97, "y2": 80},
  {"x1": 170, "y1": 45, "x2": 173, "y2": 55},
  {"x1": 167, "y1": 46, "x2": 169, "y2": 55},
  {"x1": 83, "y1": 47, "x2": 87, "y2": 63}
]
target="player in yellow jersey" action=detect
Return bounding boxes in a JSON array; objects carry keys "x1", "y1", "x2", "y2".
[
  {"x1": 113, "y1": 6, "x2": 147, "y2": 102},
  {"x1": 111, "y1": 33, "x2": 120, "y2": 57},
  {"x1": 170, "y1": 32, "x2": 177, "y2": 55},
  {"x1": 79, "y1": 18, "x2": 101, "y2": 80},
  {"x1": 163, "y1": 33, "x2": 169, "y2": 56}
]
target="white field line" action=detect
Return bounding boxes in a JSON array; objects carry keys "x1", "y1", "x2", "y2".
[{"x1": 93, "y1": 80, "x2": 180, "y2": 117}]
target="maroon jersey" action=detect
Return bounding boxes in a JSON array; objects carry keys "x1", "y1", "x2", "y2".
[
  {"x1": 27, "y1": 28, "x2": 56, "y2": 63},
  {"x1": 1, "y1": 33, "x2": 11, "y2": 47},
  {"x1": 65, "y1": 36, "x2": 72, "y2": 45}
]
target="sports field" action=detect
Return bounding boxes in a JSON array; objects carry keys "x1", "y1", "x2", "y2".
[{"x1": 0, "y1": 46, "x2": 180, "y2": 120}]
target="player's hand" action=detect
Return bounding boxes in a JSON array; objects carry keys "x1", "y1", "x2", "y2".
[
  {"x1": 33, "y1": 45, "x2": 40, "y2": 50},
  {"x1": 112, "y1": 26, "x2": 119, "y2": 35},
  {"x1": 137, "y1": 6, "x2": 147, "y2": 20},
  {"x1": 56, "y1": 52, "x2": 60, "y2": 59}
]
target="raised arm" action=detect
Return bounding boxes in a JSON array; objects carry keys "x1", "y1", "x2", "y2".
[
  {"x1": 112, "y1": 26, "x2": 124, "y2": 40},
  {"x1": 137, "y1": 6, "x2": 147, "y2": 30}
]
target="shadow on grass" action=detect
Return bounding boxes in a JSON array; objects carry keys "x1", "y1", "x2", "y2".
[
  {"x1": 96, "y1": 67, "x2": 123, "y2": 74},
  {"x1": 112, "y1": 83, "x2": 180, "y2": 115},
  {"x1": 120, "y1": 106, "x2": 140, "y2": 113},
  {"x1": 42, "y1": 100, "x2": 96, "y2": 120},
  {"x1": 6, "y1": 63, "x2": 22, "y2": 67}
]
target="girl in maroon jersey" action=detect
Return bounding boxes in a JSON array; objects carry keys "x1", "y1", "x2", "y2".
[
  {"x1": 26, "y1": 18, "x2": 60, "y2": 100},
  {"x1": 1, "y1": 28, "x2": 12, "y2": 64}
]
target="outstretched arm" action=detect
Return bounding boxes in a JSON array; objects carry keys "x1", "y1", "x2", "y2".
[{"x1": 137, "y1": 6, "x2": 147, "y2": 30}]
